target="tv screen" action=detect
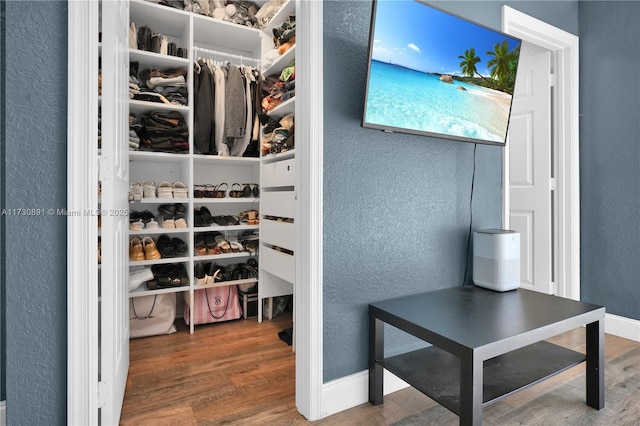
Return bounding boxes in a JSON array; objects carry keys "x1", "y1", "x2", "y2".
[{"x1": 362, "y1": 0, "x2": 522, "y2": 146}]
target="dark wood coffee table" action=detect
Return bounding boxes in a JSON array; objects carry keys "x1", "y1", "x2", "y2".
[{"x1": 369, "y1": 286, "x2": 605, "y2": 426}]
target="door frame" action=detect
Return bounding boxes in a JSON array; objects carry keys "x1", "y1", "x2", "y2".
[
  {"x1": 502, "y1": 6, "x2": 580, "y2": 300},
  {"x1": 67, "y1": 1, "x2": 325, "y2": 422}
]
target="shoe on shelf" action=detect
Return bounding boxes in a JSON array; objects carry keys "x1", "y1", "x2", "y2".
[
  {"x1": 129, "y1": 237, "x2": 145, "y2": 261},
  {"x1": 129, "y1": 182, "x2": 144, "y2": 201},
  {"x1": 227, "y1": 235, "x2": 243, "y2": 253},
  {"x1": 129, "y1": 211, "x2": 145, "y2": 231},
  {"x1": 129, "y1": 266, "x2": 154, "y2": 292},
  {"x1": 173, "y1": 182, "x2": 188, "y2": 198},
  {"x1": 157, "y1": 234, "x2": 175, "y2": 258},
  {"x1": 229, "y1": 183, "x2": 243, "y2": 198},
  {"x1": 173, "y1": 237, "x2": 188, "y2": 257},
  {"x1": 140, "y1": 210, "x2": 159, "y2": 230},
  {"x1": 143, "y1": 181, "x2": 156, "y2": 199},
  {"x1": 156, "y1": 181, "x2": 173, "y2": 199},
  {"x1": 195, "y1": 262, "x2": 206, "y2": 285},
  {"x1": 142, "y1": 236, "x2": 161, "y2": 260},
  {"x1": 214, "y1": 182, "x2": 228, "y2": 198},
  {"x1": 206, "y1": 262, "x2": 221, "y2": 284}
]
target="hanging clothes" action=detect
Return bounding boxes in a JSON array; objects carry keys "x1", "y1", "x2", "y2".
[{"x1": 193, "y1": 60, "x2": 216, "y2": 154}]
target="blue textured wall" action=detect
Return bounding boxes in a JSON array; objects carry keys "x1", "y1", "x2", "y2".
[
  {"x1": 322, "y1": 0, "x2": 578, "y2": 382},
  {"x1": 579, "y1": 1, "x2": 640, "y2": 320},
  {"x1": 2, "y1": 1, "x2": 68, "y2": 424}
]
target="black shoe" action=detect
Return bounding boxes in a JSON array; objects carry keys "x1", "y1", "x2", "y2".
[{"x1": 157, "y1": 234, "x2": 175, "y2": 258}]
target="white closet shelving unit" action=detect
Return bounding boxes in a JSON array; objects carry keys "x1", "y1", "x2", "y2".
[
  {"x1": 126, "y1": 0, "x2": 296, "y2": 333},
  {"x1": 258, "y1": 0, "x2": 296, "y2": 322}
]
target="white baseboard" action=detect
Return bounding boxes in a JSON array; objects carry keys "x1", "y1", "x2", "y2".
[
  {"x1": 320, "y1": 369, "x2": 408, "y2": 419},
  {"x1": 318, "y1": 314, "x2": 640, "y2": 420},
  {"x1": 605, "y1": 313, "x2": 640, "y2": 342},
  {"x1": 1, "y1": 400, "x2": 6, "y2": 426}
]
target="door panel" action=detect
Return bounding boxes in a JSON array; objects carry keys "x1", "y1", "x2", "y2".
[
  {"x1": 509, "y1": 50, "x2": 552, "y2": 294},
  {"x1": 100, "y1": 0, "x2": 130, "y2": 423}
]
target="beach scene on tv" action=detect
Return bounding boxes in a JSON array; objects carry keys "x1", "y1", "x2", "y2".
[{"x1": 364, "y1": 0, "x2": 522, "y2": 144}]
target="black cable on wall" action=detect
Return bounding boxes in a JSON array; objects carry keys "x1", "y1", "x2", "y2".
[{"x1": 462, "y1": 143, "x2": 477, "y2": 286}]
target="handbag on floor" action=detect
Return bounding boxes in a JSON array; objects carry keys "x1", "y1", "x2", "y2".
[
  {"x1": 184, "y1": 285, "x2": 242, "y2": 325},
  {"x1": 129, "y1": 293, "x2": 177, "y2": 338}
]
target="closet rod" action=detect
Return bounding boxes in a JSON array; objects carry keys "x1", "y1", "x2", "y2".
[{"x1": 193, "y1": 46, "x2": 260, "y2": 66}]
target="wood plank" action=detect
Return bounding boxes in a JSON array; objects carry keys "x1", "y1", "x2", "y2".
[{"x1": 120, "y1": 322, "x2": 640, "y2": 425}]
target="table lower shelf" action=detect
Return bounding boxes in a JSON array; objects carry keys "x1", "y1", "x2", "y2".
[{"x1": 378, "y1": 340, "x2": 585, "y2": 415}]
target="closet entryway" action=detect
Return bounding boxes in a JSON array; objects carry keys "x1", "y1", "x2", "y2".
[{"x1": 70, "y1": 0, "x2": 325, "y2": 422}]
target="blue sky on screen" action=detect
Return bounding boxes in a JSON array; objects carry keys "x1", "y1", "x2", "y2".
[{"x1": 371, "y1": 0, "x2": 521, "y2": 76}]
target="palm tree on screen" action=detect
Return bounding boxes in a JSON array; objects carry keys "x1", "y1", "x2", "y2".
[{"x1": 486, "y1": 41, "x2": 518, "y2": 92}]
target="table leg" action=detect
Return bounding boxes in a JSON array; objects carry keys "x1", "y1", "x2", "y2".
[
  {"x1": 459, "y1": 351, "x2": 482, "y2": 426},
  {"x1": 369, "y1": 314, "x2": 384, "y2": 405},
  {"x1": 586, "y1": 319, "x2": 604, "y2": 409}
]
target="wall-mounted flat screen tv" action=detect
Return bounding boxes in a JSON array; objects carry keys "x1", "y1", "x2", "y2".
[{"x1": 362, "y1": 0, "x2": 522, "y2": 146}]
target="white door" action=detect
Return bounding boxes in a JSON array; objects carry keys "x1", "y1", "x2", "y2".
[
  {"x1": 507, "y1": 49, "x2": 554, "y2": 294},
  {"x1": 100, "y1": 0, "x2": 130, "y2": 423}
]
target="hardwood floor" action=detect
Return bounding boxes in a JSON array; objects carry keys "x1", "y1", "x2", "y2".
[{"x1": 120, "y1": 315, "x2": 640, "y2": 426}]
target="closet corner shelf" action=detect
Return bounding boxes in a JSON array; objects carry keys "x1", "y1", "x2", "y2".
[
  {"x1": 192, "y1": 13, "x2": 262, "y2": 54},
  {"x1": 129, "y1": 256, "x2": 190, "y2": 267},
  {"x1": 192, "y1": 154, "x2": 259, "y2": 166},
  {"x1": 262, "y1": 0, "x2": 296, "y2": 36},
  {"x1": 262, "y1": 45, "x2": 295, "y2": 77},
  {"x1": 129, "y1": 284, "x2": 190, "y2": 298},
  {"x1": 262, "y1": 149, "x2": 295, "y2": 163},
  {"x1": 267, "y1": 97, "x2": 294, "y2": 116},
  {"x1": 130, "y1": 0, "x2": 191, "y2": 34},
  {"x1": 129, "y1": 48, "x2": 191, "y2": 69},
  {"x1": 129, "y1": 150, "x2": 190, "y2": 163}
]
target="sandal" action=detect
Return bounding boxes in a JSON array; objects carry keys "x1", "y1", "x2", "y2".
[
  {"x1": 173, "y1": 182, "x2": 188, "y2": 198},
  {"x1": 226, "y1": 235, "x2": 243, "y2": 253},
  {"x1": 215, "y1": 235, "x2": 230, "y2": 253},
  {"x1": 203, "y1": 184, "x2": 217, "y2": 198},
  {"x1": 214, "y1": 182, "x2": 228, "y2": 198},
  {"x1": 194, "y1": 184, "x2": 206, "y2": 198},
  {"x1": 229, "y1": 183, "x2": 243, "y2": 198},
  {"x1": 156, "y1": 181, "x2": 173, "y2": 199},
  {"x1": 129, "y1": 182, "x2": 143, "y2": 201},
  {"x1": 143, "y1": 181, "x2": 156, "y2": 199}
]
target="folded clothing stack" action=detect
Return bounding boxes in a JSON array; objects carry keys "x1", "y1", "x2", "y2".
[{"x1": 136, "y1": 110, "x2": 189, "y2": 153}]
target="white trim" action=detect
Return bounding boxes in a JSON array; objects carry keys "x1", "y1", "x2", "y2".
[
  {"x1": 502, "y1": 6, "x2": 580, "y2": 301},
  {"x1": 67, "y1": 2, "x2": 99, "y2": 425},
  {"x1": 1, "y1": 400, "x2": 6, "y2": 426},
  {"x1": 605, "y1": 314, "x2": 640, "y2": 342},
  {"x1": 321, "y1": 370, "x2": 409, "y2": 419},
  {"x1": 295, "y1": 0, "x2": 324, "y2": 421}
]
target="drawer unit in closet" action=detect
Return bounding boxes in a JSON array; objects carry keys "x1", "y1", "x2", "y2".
[
  {"x1": 260, "y1": 246, "x2": 295, "y2": 284},
  {"x1": 260, "y1": 191, "x2": 295, "y2": 219},
  {"x1": 261, "y1": 158, "x2": 295, "y2": 187},
  {"x1": 260, "y1": 219, "x2": 294, "y2": 250}
]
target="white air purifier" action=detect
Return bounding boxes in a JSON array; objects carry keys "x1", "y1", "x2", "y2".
[{"x1": 473, "y1": 229, "x2": 520, "y2": 292}]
